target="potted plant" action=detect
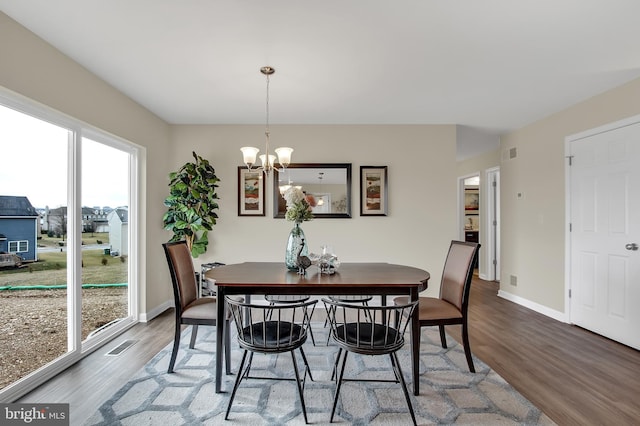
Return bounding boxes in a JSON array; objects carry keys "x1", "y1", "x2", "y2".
[{"x1": 162, "y1": 151, "x2": 220, "y2": 258}]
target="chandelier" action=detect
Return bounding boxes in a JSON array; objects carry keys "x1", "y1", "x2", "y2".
[{"x1": 240, "y1": 66, "x2": 293, "y2": 175}]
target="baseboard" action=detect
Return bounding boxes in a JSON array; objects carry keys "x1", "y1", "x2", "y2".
[
  {"x1": 497, "y1": 289, "x2": 568, "y2": 323},
  {"x1": 140, "y1": 300, "x2": 173, "y2": 323}
]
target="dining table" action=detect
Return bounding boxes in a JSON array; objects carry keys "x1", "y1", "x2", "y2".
[{"x1": 205, "y1": 262, "x2": 430, "y2": 395}]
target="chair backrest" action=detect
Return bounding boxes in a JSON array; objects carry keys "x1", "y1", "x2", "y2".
[
  {"x1": 323, "y1": 298, "x2": 418, "y2": 354},
  {"x1": 439, "y1": 240, "x2": 480, "y2": 312},
  {"x1": 226, "y1": 296, "x2": 317, "y2": 352},
  {"x1": 163, "y1": 241, "x2": 198, "y2": 313}
]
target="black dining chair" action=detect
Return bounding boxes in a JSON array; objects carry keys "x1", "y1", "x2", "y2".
[
  {"x1": 322, "y1": 294, "x2": 373, "y2": 344},
  {"x1": 394, "y1": 240, "x2": 480, "y2": 373},
  {"x1": 323, "y1": 298, "x2": 419, "y2": 425},
  {"x1": 162, "y1": 241, "x2": 238, "y2": 374},
  {"x1": 225, "y1": 296, "x2": 317, "y2": 424},
  {"x1": 264, "y1": 294, "x2": 317, "y2": 345}
]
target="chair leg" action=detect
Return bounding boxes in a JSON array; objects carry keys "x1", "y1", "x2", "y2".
[
  {"x1": 390, "y1": 352, "x2": 417, "y2": 426},
  {"x1": 438, "y1": 325, "x2": 448, "y2": 348},
  {"x1": 189, "y1": 324, "x2": 198, "y2": 349},
  {"x1": 308, "y1": 323, "x2": 316, "y2": 346},
  {"x1": 298, "y1": 346, "x2": 314, "y2": 382},
  {"x1": 461, "y1": 321, "x2": 476, "y2": 373},
  {"x1": 331, "y1": 347, "x2": 343, "y2": 381},
  {"x1": 330, "y1": 350, "x2": 349, "y2": 423},
  {"x1": 325, "y1": 305, "x2": 335, "y2": 346},
  {"x1": 225, "y1": 349, "x2": 249, "y2": 420},
  {"x1": 167, "y1": 320, "x2": 181, "y2": 373},
  {"x1": 246, "y1": 352, "x2": 255, "y2": 377},
  {"x1": 224, "y1": 319, "x2": 232, "y2": 375},
  {"x1": 291, "y1": 351, "x2": 309, "y2": 424}
]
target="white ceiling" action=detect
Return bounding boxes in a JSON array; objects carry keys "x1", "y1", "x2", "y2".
[{"x1": 2, "y1": 1, "x2": 640, "y2": 138}]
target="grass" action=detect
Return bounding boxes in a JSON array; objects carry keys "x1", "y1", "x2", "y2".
[
  {"x1": 0, "y1": 244, "x2": 127, "y2": 287},
  {"x1": 37, "y1": 232, "x2": 110, "y2": 248}
]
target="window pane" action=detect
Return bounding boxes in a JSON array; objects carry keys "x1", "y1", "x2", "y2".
[
  {"x1": 0, "y1": 105, "x2": 69, "y2": 391},
  {"x1": 81, "y1": 138, "x2": 130, "y2": 341}
]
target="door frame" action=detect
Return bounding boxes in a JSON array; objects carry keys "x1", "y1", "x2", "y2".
[
  {"x1": 485, "y1": 167, "x2": 500, "y2": 281},
  {"x1": 564, "y1": 113, "x2": 640, "y2": 323}
]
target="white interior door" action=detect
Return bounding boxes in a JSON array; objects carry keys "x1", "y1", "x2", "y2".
[{"x1": 568, "y1": 120, "x2": 640, "y2": 350}]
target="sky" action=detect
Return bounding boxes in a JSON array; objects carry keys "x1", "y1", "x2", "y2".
[{"x1": 0, "y1": 104, "x2": 129, "y2": 209}]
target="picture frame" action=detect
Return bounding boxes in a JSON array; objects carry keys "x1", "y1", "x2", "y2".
[
  {"x1": 238, "y1": 167, "x2": 265, "y2": 216},
  {"x1": 360, "y1": 166, "x2": 388, "y2": 216},
  {"x1": 464, "y1": 188, "x2": 479, "y2": 215}
]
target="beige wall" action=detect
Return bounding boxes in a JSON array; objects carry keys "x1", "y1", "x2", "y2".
[
  {"x1": 170, "y1": 124, "x2": 459, "y2": 297},
  {"x1": 500, "y1": 77, "x2": 640, "y2": 313},
  {"x1": 0, "y1": 12, "x2": 173, "y2": 314}
]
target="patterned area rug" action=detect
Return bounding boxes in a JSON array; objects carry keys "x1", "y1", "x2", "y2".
[{"x1": 86, "y1": 325, "x2": 555, "y2": 425}]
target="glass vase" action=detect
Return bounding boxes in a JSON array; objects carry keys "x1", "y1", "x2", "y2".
[{"x1": 285, "y1": 223, "x2": 308, "y2": 271}]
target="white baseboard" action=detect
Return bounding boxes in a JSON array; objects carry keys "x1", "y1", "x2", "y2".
[
  {"x1": 140, "y1": 300, "x2": 173, "y2": 323},
  {"x1": 497, "y1": 289, "x2": 568, "y2": 323}
]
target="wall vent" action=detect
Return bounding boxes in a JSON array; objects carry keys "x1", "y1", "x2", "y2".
[
  {"x1": 105, "y1": 339, "x2": 137, "y2": 356},
  {"x1": 509, "y1": 147, "x2": 518, "y2": 159}
]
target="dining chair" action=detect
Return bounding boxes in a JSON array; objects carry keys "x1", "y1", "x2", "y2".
[
  {"x1": 225, "y1": 296, "x2": 317, "y2": 424},
  {"x1": 322, "y1": 295, "x2": 373, "y2": 344},
  {"x1": 264, "y1": 294, "x2": 317, "y2": 345},
  {"x1": 394, "y1": 240, "x2": 480, "y2": 373},
  {"x1": 162, "y1": 241, "x2": 237, "y2": 374},
  {"x1": 323, "y1": 298, "x2": 419, "y2": 426}
]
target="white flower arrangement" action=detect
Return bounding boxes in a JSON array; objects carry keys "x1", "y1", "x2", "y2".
[{"x1": 282, "y1": 186, "x2": 313, "y2": 223}]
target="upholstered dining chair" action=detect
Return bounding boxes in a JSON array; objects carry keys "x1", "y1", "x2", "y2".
[
  {"x1": 323, "y1": 298, "x2": 419, "y2": 425},
  {"x1": 225, "y1": 296, "x2": 317, "y2": 424},
  {"x1": 162, "y1": 241, "x2": 236, "y2": 374},
  {"x1": 394, "y1": 240, "x2": 480, "y2": 373}
]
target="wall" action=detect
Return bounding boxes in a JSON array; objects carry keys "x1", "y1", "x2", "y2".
[
  {"x1": 500, "y1": 77, "x2": 640, "y2": 314},
  {"x1": 170, "y1": 124, "x2": 459, "y2": 297},
  {"x1": 0, "y1": 12, "x2": 173, "y2": 314}
]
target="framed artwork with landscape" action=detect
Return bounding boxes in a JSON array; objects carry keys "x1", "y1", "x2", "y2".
[
  {"x1": 360, "y1": 166, "x2": 388, "y2": 216},
  {"x1": 238, "y1": 167, "x2": 265, "y2": 216}
]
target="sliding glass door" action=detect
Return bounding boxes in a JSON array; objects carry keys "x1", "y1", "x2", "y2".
[
  {"x1": 0, "y1": 105, "x2": 71, "y2": 393},
  {"x1": 0, "y1": 93, "x2": 139, "y2": 401}
]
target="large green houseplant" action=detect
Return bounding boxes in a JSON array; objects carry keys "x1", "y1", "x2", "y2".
[{"x1": 163, "y1": 151, "x2": 220, "y2": 258}]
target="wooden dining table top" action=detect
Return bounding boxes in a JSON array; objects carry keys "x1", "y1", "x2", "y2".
[{"x1": 204, "y1": 261, "x2": 430, "y2": 294}]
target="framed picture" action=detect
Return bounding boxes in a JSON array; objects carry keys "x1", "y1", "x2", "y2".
[
  {"x1": 360, "y1": 166, "x2": 388, "y2": 216},
  {"x1": 464, "y1": 188, "x2": 479, "y2": 214},
  {"x1": 238, "y1": 167, "x2": 265, "y2": 216}
]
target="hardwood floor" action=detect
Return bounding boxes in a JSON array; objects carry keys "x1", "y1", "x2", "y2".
[{"x1": 19, "y1": 277, "x2": 640, "y2": 425}]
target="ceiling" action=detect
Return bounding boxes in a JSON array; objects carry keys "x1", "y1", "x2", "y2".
[{"x1": 2, "y1": 1, "x2": 640, "y2": 138}]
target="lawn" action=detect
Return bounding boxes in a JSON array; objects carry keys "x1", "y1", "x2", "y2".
[
  {"x1": 0, "y1": 236, "x2": 127, "y2": 287},
  {"x1": 37, "y1": 231, "x2": 110, "y2": 248}
]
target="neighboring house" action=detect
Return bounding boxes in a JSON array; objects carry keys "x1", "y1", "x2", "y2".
[
  {"x1": 82, "y1": 207, "x2": 109, "y2": 233},
  {"x1": 44, "y1": 206, "x2": 67, "y2": 237},
  {"x1": 0, "y1": 195, "x2": 39, "y2": 262},
  {"x1": 108, "y1": 207, "x2": 128, "y2": 255},
  {"x1": 42, "y1": 206, "x2": 111, "y2": 235}
]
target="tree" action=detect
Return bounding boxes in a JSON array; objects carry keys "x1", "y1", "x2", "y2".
[{"x1": 162, "y1": 151, "x2": 220, "y2": 258}]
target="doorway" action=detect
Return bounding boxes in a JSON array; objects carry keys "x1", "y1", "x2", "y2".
[
  {"x1": 459, "y1": 170, "x2": 501, "y2": 281},
  {"x1": 460, "y1": 174, "x2": 480, "y2": 271}
]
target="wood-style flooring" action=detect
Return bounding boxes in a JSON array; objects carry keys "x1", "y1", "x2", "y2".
[{"x1": 19, "y1": 277, "x2": 640, "y2": 425}]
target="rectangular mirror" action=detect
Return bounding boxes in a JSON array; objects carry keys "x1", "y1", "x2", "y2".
[{"x1": 273, "y1": 163, "x2": 352, "y2": 218}]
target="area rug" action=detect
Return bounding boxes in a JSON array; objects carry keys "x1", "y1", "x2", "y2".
[{"x1": 85, "y1": 325, "x2": 555, "y2": 425}]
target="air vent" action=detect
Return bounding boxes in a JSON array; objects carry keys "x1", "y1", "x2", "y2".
[
  {"x1": 509, "y1": 147, "x2": 518, "y2": 159},
  {"x1": 105, "y1": 339, "x2": 137, "y2": 356}
]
